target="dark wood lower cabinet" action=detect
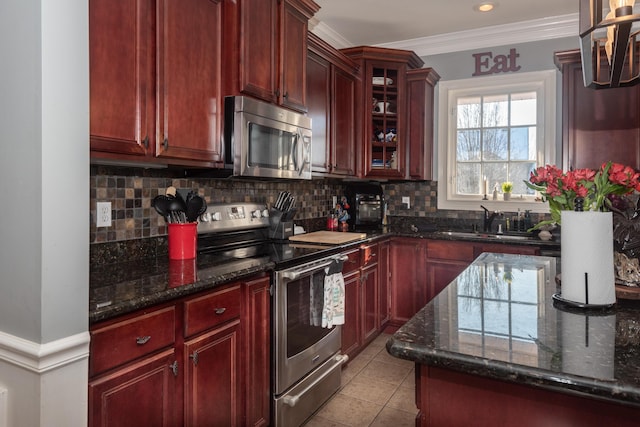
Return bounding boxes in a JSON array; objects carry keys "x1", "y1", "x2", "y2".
[
  {"x1": 88, "y1": 349, "x2": 178, "y2": 427},
  {"x1": 417, "y1": 365, "x2": 640, "y2": 427},
  {"x1": 89, "y1": 274, "x2": 270, "y2": 427},
  {"x1": 390, "y1": 238, "x2": 542, "y2": 325},
  {"x1": 341, "y1": 270, "x2": 361, "y2": 360},
  {"x1": 184, "y1": 320, "x2": 240, "y2": 426}
]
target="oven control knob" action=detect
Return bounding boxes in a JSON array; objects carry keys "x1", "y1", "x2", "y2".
[
  {"x1": 261, "y1": 209, "x2": 269, "y2": 218},
  {"x1": 211, "y1": 211, "x2": 222, "y2": 221},
  {"x1": 199, "y1": 212, "x2": 210, "y2": 222},
  {"x1": 252, "y1": 209, "x2": 262, "y2": 218}
]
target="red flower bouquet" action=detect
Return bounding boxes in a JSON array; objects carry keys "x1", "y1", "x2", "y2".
[{"x1": 525, "y1": 161, "x2": 640, "y2": 229}]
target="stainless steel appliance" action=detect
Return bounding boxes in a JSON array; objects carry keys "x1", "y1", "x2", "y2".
[
  {"x1": 196, "y1": 202, "x2": 348, "y2": 426},
  {"x1": 272, "y1": 256, "x2": 348, "y2": 427},
  {"x1": 345, "y1": 182, "x2": 384, "y2": 230},
  {"x1": 224, "y1": 96, "x2": 312, "y2": 180}
]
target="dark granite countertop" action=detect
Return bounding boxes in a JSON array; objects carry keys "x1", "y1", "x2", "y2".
[
  {"x1": 89, "y1": 229, "x2": 557, "y2": 324},
  {"x1": 387, "y1": 253, "x2": 640, "y2": 408}
]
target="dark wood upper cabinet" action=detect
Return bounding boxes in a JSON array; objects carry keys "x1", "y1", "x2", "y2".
[
  {"x1": 555, "y1": 49, "x2": 640, "y2": 170},
  {"x1": 89, "y1": 0, "x2": 223, "y2": 167},
  {"x1": 307, "y1": 33, "x2": 360, "y2": 176},
  {"x1": 223, "y1": 0, "x2": 319, "y2": 113},
  {"x1": 341, "y1": 46, "x2": 434, "y2": 180},
  {"x1": 407, "y1": 68, "x2": 440, "y2": 180}
]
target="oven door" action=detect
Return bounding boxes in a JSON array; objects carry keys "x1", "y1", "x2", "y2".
[{"x1": 273, "y1": 255, "x2": 345, "y2": 396}]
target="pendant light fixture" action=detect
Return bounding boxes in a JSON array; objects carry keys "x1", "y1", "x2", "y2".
[{"x1": 580, "y1": 0, "x2": 640, "y2": 88}]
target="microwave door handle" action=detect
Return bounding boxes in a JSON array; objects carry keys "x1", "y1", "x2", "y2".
[
  {"x1": 291, "y1": 130, "x2": 299, "y2": 172},
  {"x1": 297, "y1": 131, "x2": 310, "y2": 177}
]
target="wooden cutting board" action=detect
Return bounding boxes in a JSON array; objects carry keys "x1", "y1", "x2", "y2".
[{"x1": 288, "y1": 231, "x2": 367, "y2": 245}]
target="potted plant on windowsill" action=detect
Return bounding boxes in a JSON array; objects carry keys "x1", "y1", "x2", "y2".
[{"x1": 501, "y1": 182, "x2": 513, "y2": 201}]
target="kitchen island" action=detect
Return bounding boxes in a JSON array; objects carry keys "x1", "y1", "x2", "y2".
[{"x1": 387, "y1": 253, "x2": 640, "y2": 426}]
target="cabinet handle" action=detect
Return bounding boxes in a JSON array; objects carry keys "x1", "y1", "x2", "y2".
[
  {"x1": 214, "y1": 307, "x2": 226, "y2": 315},
  {"x1": 136, "y1": 335, "x2": 151, "y2": 345},
  {"x1": 283, "y1": 91, "x2": 288, "y2": 99},
  {"x1": 163, "y1": 138, "x2": 168, "y2": 150},
  {"x1": 170, "y1": 361, "x2": 178, "y2": 377},
  {"x1": 142, "y1": 135, "x2": 149, "y2": 149},
  {"x1": 190, "y1": 351, "x2": 199, "y2": 366}
]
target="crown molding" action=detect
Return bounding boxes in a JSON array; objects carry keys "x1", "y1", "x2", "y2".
[
  {"x1": 312, "y1": 13, "x2": 579, "y2": 55},
  {"x1": 309, "y1": 19, "x2": 354, "y2": 51}
]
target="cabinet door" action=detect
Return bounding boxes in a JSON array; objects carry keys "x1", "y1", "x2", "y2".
[
  {"x1": 556, "y1": 51, "x2": 640, "y2": 170},
  {"x1": 307, "y1": 50, "x2": 331, "y2": 173},
  {"x1": 156, "y1": 0, "x2": 223, "y2": 163},
  {"x1": 243, "y1": 276, "x2": 271, "y2": 427},
  {"x1": 184, "y1": 320, "x2": 241, "y2": 427},
  {"x1": 279, "y1": 0, "x2": 309, "y2": 112},
  {"x1": 361, "y1": 263, "x2": 378, "y2": 345},
  {"x1": 89, "y1": 349, "x2": 178, "y2": 427},
  {"x1": 341, "y1": 271, "x2": 361, "y2": 359},
  {"x1": 238, "y1": 0, "x2": 278, "y2": 103},
  {"x1": 89, "y1": 0, "x2": 154, "y2": 157},
  {"x1": 390, "y1": 238, "x2": 425, "y2": 324},
  {"x1": 378, "y1": 239, "x2": 391, "y2": 328},
  {"x1": 407, "y1": 68, "x2": 439, "y2": 180},
  {"x1": 332, "y1": 67, "x2": 357, "y2": 175}
]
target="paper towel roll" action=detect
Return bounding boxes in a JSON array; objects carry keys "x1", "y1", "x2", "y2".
[{"x1": 560, "y1": 211, "x2": 615, "y2": 306}]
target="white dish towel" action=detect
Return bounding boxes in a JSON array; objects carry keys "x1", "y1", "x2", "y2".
[{"x1": 322, "y1": 260, "x2": 345, "y2": 328}]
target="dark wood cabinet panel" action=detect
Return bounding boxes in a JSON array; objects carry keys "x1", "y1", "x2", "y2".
[
  {"x1": 390, "y1": 238, "x2": 426, "y2": 324},
  {"x1": 184, "y1": 320, "x2": 241, "y2": 427},
  {"x1": 341, "y1": 271, "x2": 361, "y2": 359},
  {"x1": 89, "y1": 349, "x2": 178, "y2": 427},
  {"x1": 407, "y1": 68, "x2": 440, "y2": 180},
  {"x1": 555, "y1": 49, "x2": 640, "y2": 170},
  {"x1": 361, "y1": 263, "x2": 378, "y2": 344},
  {"x1": 279, "y1": 0, "x2": 310, "y2": 112},
  {"x1": 156, "y1": 0, "x2": 223, "y2": 163},
  {"x1": 89, "y1": 0, "x2": 154, "y2": 157},
  {"x1": 378, "y1": 240, "x2": 391, "y2": 328},
  {"x1": 307, "y1": 33, "x2": 359, "y2": 176},
  {"x1": 425, "y1": 261, "x2": 468, "y2": 304},
  {"x1": 242, "y1": 276, "x2": 271, "y2": 427}
]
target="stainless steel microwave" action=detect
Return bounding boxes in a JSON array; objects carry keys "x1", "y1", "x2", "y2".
[{"x1": 224, "y1": 96, "x2": 312, "y2": 180}]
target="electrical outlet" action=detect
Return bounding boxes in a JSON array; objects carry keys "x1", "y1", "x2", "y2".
[
  {"x1": 96, "y1": 202, "x2": 112, "y2": 227},
  {"x1": 402, "y1": 196, "x2": 411, "y2": 209}
]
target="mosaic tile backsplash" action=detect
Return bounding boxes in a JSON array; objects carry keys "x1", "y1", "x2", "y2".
[{"x1": 90, "y1": 165, "x2": 547, "y2": 245}]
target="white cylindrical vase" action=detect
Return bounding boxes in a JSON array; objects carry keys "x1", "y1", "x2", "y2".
[{"x1": 560, "y1": 211, "x2": 615, "y2": 306}]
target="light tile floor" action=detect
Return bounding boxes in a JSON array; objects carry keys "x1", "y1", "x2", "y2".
[{"x1": 305, "y1": 333, "x2": 418, "y2": 427}]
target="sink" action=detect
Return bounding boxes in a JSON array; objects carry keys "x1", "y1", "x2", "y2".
[{"x1": 435, "y1": 231, "x2": 533, "y2": 241}]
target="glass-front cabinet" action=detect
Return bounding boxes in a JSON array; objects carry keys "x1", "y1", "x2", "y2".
[{"x1": 342, "y1": 46, "x2": 426, "y2": 179}]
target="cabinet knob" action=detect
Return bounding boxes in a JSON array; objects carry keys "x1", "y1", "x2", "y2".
[
  {"x1": 136, "y1": 335, "x2": 151, "y2": 345},
  {"x1": 163, "y1": 138, "x2": 168, "y2": 150},
  {"x1": 214, "y1": 307, "x2": 226, "y2": 315},
  {"x1": 170, "y1": 361, "x2": 178, "y2": 377}
]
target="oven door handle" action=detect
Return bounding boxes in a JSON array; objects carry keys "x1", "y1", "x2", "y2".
[
  {"x1": 280, "y1": 255, "x2": 348, "y2": 281},
  {"x1": 282, "y1": 354, "x2": 349, "y2": 408}
]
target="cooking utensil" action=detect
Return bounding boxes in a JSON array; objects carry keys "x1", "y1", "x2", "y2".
[
  {"x1": 152, "y1": 195, "x2": 172, "y2": 223},
  {"x1": 186, "y1": 195, "x2": 207, "y2": 223}
]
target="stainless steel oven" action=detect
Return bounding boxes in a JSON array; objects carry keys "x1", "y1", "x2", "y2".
[{"x1": 273, "y1": 255, "x2": 349, "y2": 427}]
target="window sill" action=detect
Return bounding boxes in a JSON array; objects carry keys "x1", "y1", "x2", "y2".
[{"x1": 437, "y1": 194, "x2": 550, "y2": 214}]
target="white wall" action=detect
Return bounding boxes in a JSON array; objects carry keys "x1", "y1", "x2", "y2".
[{"x1": 0, "y1": 0, "x2": 89, "y2": 425}]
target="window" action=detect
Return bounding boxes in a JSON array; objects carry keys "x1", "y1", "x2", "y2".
[{"x1": 437, "y1": 71, "x2": 556, "y2": 212}]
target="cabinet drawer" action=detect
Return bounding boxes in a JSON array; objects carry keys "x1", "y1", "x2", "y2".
[
  {"x1": 184, "y1": 284, "x2": 241, "y2": 338},
  {"x1": 341, "y1": 248, "x2": 361, "y2": 276},
  {"x1": 90, "y1": 306, "x2": 176, "y2": 376},
  {"x1": 426, "y1": 241, "x2": 475, "y2": 262},
  {"x1": 361, "y1": 243, "x2": 378, "y2": 267}
]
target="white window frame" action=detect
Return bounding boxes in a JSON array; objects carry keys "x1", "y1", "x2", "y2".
[{"x1": 437, "y1": 70, "x2": 556, "y2": 214}]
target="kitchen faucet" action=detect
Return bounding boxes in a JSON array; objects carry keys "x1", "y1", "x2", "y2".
[{"x1": 480, "y1": 205, "x2": 499, "y2": 232}]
